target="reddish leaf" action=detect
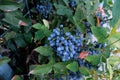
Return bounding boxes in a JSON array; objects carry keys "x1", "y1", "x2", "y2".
[
  {"x1": 78, "y1": 51, "x2": 89, "y2": 59},
  {"x1": 18, "y1": 20, "x2": 27, "y2": 26}
]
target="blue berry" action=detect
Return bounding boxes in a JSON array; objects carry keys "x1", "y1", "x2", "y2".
[
  {"x1": 48, "y1": 25, "x2": 84, "y2": 61},
  {"x1": 50, "y1": 33, "x2": 56, "y2": 38},
  {"x1": 96, "y1": 12, "x2": 102, "y2": 18},
  {"x1": 36, "y1": 1, "x2": 53, "y2": 19},
  {"x1": 65, "y1": 32, "x2": 71, "y2": 36},
  {"x1": 69, "y1": 0, "x2": 77, "y2": 8}
]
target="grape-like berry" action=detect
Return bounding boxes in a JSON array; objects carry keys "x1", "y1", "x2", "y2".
[
  {"x1": 69, "y1": 0, "x2": 77, "y2": 8},
  {"x1": 36, "y1": 0, "x2": 53, "y2": 19},
  {"x1": 48, "y1": 25, "x2": 83, "y2": 61}
]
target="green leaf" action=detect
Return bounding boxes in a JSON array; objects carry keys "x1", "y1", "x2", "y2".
[
  {"x1": 79, "y1": 66, "x2": 90, "y2": 76},
  {"x1": 32, "y1": 23, "x2": 51, "y2": 37},
  {"x1": 113, "y1": 74, "x2": 120, "y2": 80},
  {"x1": 101, "y1": 50, "x2": 110, "y2": 62},
  {"x1": 108, "y1": 56, "x2": 120, "y2": 66},
  {"x1": 63, "y1": 0, "x2": 69, "y2": 6},
  {"x1": 53, "y1": 62, "x2": 68, "y2": 76},
  {"x1": 12, "y1": 75, "x2": 23, "y2": 80},
  {"x1": 87, "y1": 14, "x2": 95, "y2": 26},
  {"x1": 3, "y1": 13, "x2": 20, "y2": 28},
  {"x1": 29, "y1": 64, "x2": 52, "y2": 75},
  {"x1": 23, "y1": 33, "x2": 32, "y2": 43},
  {"x1": 4, "y1": 31, "x2": 16, "y2": 40},
  {"x1": 49, "y1": 56, "x2": 55, "y2": 64},
  {"x1": 34, "y1": 30, "x2": 45, "y2": 41},
  {"x1": 43, "y1": 26, "x2": 51, "y2": 37},
  {"x1": 109, "y1": 20, "x2": 120, "y2": 36},
  {"x1": 54, "y1": 3, "x2": 73, "y2": 22},
  {"x1": 34, "y1": 46, "x2": 53, "y2": 56},
  {"x1": 74, "y1": 4, "x2": 85, "y2": 21},
  {"x1": 107, "y1": 32, "x2": 120, "y2": 49},
  {"x1": 86, "y1": 78, "x2": 93, "y2": 80},
  {"x1": 14, "y1": 36, "x2": 26, "y2": 48},
  {"x1": 110, "y1": 0, "x2": 120, "y2": 27},
  {"x1": 66, "y1": 61, "x2": 79, "y2": 73},
  {"x1": 91, "y1": 26, "x2": 108, "y2": 42},
  {"x1": 0, "y1": 56, "x2": 10, "y2": 65},
  {"x1": 85, "y1": 55, "x2": 100, "y2": 66},
  {"x1": 107, "y1": 59, "x2": 113, "y2": 80},
  {"x1": 54, "y1": 62, "x2": 67, "y2": 71},
  {"x1": 73, "y1": 4, "x2": 86, "y2": 33},
  {"x1": 32, "y1": 23, "x2": 44, "y2": 30},
  {"x1": 0, "y1": 0, "x2": 20, "y2": 5},
  {"x1": 85, "y1": 0, "x2": 98, "y2": 15},
  {"x1": 0, "y1": 0, "x2": 22, "y2": 12},
  {"x1": 54, "y1": 3, "x2": 73, "y2": 16},
  {"x1": 6, "y1": 40, "x2": 16, "y2": 51},
  {"x1": 0, "y1": 5, "x2": 20, "y2": 11}
]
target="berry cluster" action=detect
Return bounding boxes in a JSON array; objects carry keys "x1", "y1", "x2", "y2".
[
  {"x1": 69, "y1": 0, "x2": 77, "y2": 8},
  {"x1": 48, "y1": 25, "x2": 83, "y2": 61},
  {"x1": 49, "y1": 25, "x2": 105, "y2": 79},
  {"x1": 66, "y1": 72, "x2": 82, "y2": 80},
  {"x1": 54, "y1": 72, "x2": 82, "y2": 80},
  {"x1": 36, "y1": 0, "x2": 53, "y2": 19}
]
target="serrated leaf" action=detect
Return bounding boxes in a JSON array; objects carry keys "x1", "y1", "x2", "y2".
[
  {"x1": 66, "y1": 61, "x2": 79, "y2": 73},
  {"x1": 91, "y1": 26, "x2": 108, "y2": 42},
  {"x1": 35, "y1": 46, "x2": 53, "y2": 56},
  {"x1": 0, "y1": 56, "x2": 10, "y2": 65},
  {"x1": 29, "y1": 64, "x2": 52, "y2": 75},
  {"x1": 85, "y1": 55, "x2": 100, "y2": 66},
  {"x1": 79, "y1": 66, "x2": 90, "y2": 76}
]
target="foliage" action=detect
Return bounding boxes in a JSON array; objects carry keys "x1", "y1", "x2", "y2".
[{"x1": 0, "y1": 0, "x2": 120, "y2": 80}]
